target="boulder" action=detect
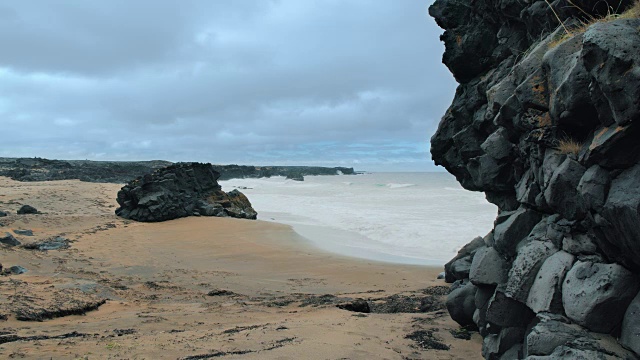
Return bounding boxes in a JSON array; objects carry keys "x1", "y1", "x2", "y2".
[
  {"x1": 526, "y1": 251, "x2": 575, "y2": 314},
  {"x1": 493, "y1": 207, "x2": 543, "y2": 257},
  {"x1": 562, "y1": 233, "x2": 598, "y2": 256},
  {"x1": 446, "y1": 282, "x2": 478, "y2": 327},
  {"x1": 448, "y1": 255, "x2": 473, "y2": 282},
  {"x1": 598, "y1": 162, "x2": 640, "y2": 271},
  {"x1": 486, "y1": 287, "x2": 534, "y2": 328},
  {"x1": 483, "y1": 327, "x2": 526, "y2": 360},
  {"x1": 481, "y1": 128, "x2": 515, "y2": 160},
  {"x1": 577, "y1": 165, "x2": 611, "y2": 211},
  {"x1": 543, "y1": 158, "x2": 587, "y2": 220},
  {"x1": 536, "y1": 346, "x2": 615, "y2": 360},
  {"x1": 444, "y1": 236, "x2": 485, "y2": 283},
  {"x1": 580, "y1": 124, "x2": 640, "y2": 169},
  {"x1": 470, "y1": 247, "x2": 509, "y2": 286},
  {"x1": 17, "y1": 205, "x2": 38, "y2": 215},
  {"x1": 562, "y1": 261, "x2": 640, "y2": 333},
  {"x1": 500, "y1": 345, "x2": 522, "y2": 360},
  {"x1": 0, "y1": 211, "x2": 7, "y2": 217},
  {"x1": 620, "y1": 292, "x2": 640, "y2": 356},
  {"x1": 504, "y1": 240, "x2": 557, "y2": 303},
  {"x1": 582, "y1": 19, "x2": 640, "y2": 127},
  {"x1": 524, "y1": 315, "x2": 589, "y2": 357},
  {"x1": 115, "y1": 163, "x2": 257, "y2": 222},
  {"x1": 0, "y1": 233, "x2": 21, "y2": 247},
  {"x1": 515, "y1": 170, "x2": 540, "y2": 206},
  {"x1": 13, "y1": 229, "x2": 33, "y2": 236},
  {"x1": 8, "y1": 265, "x2": 27, "y2": 275}
]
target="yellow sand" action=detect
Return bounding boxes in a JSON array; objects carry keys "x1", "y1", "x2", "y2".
[{"x1": 0, "y1": 177, "x2": 481, "y2": 359}]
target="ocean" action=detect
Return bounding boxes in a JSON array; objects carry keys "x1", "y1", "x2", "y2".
[{"x1": 220, "y1": 172, "x2": 497, "y2": 266}]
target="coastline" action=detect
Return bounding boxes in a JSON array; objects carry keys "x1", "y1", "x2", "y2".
[
  {"x1": 259, "y1": 210, "x2": 441, "y2": 266},
  {"x1": 0, "y1": 177, "x2": 481, "y2": 359},
  {"x1": 219, "y1": 173, "x2": 497, "y2": 267}
]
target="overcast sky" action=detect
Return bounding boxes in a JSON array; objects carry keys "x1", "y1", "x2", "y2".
[{"x1": 0, "y1": 1, "x2": 456, "y2": 171}]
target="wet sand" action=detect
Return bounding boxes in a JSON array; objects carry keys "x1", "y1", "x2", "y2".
[{"x1": 0, "y1": 177, "x2": 481, "y2": 359}]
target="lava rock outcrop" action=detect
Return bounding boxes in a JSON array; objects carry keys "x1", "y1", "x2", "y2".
[
  {"x1": 430, "y1": 0, "x2": 640, "y2": 358},
  {"x1": 115, "y1": 163, "x2": 257, "y2": 222}
]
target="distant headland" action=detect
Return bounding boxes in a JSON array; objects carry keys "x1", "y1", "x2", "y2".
[{"x1": 0, "y1": 157, "x2": 355, "y2": 184}]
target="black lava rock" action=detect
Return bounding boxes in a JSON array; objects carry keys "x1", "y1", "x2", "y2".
[
  {"x1": 115, "y1": 162, "x2": 257, "y2": 222},
  {"x1": 429, "y1": 1, "x2": 640, "y2": 358},
  {"x1": 17, "y1": 205, "x2": 38, "y2": 215}
]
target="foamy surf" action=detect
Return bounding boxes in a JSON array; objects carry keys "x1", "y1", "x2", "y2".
[{"x1": 220, "y1": 172, "x2": 497, "y2": 266}]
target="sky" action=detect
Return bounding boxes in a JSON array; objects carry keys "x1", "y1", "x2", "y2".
[{"x1": 0, "y1": 1, "x2": 457, "y2": 172}]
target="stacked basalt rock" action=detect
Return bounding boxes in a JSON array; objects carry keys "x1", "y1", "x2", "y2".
[
  {"x1": 115, "y1": 162, "x2": 257, "y2": 222},
  {"x1": 429, "y1": 0, "x2": 640, "y2": 358}
]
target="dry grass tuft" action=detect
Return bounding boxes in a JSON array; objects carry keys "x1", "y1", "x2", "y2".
[
  {"x1": 546, "y1": 0, "x2": 640, "y2": 48},
  {"x1": 556, "y1": 137, "x2": 583, "y2": 155},
  {"x1": 617, "y1": 0, "x2": 640, "y2": 19}
]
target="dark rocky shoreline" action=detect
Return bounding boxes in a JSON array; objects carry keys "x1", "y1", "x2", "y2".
[
  {"x1": 0, "y1": 157, "x2": 354, "y2": 184},
  {"x1": 430, "y1": 0, "x2": 640, "y2": 358}
]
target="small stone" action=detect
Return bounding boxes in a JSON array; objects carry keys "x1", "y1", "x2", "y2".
[
  {"x1": 206, "y1": 289, "x2": 235, "y2": 296},
  {"x1": 8, "y1": 266, "x2": 27, "y2": 275},
  {"x1": 16, "y1": 205, "x2": 38, "y2": 215},
  {"x1": 0, "y1": 233, "x2": 21, "y2": 247},
  {"x1": 336, "y1": 299, "x2": 370, "y2": 313}
]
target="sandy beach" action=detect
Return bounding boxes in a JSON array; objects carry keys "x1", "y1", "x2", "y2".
[{"x1": 0, "y1": 177, "x2": 481, "y2": 359}]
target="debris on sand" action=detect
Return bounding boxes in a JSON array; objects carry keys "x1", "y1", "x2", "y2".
[
  {"x1": 336, "y1": 299, "x2": 371, "y2": 313},
  {"x1": 13, "y1": 229, "x2": 33, "y2": 236},
  {"x1": 405, "y1": 330, "x2": 450, "y2": 351},
  {"x1": 0, "y1": 331, "x2": 93, "y2": 345},
  {"x1": 22, "y1": 236, "x2": 70, "y2": 251},
  {"x1": 11, "y1": 288, "x2": 106, "y2": 321},
  {"x1": 207, "y1": 289, "x2": 235, "y2": 296}
]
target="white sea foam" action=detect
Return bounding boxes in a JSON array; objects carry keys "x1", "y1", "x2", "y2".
[
  {"x1": 385, "y1": 183, "x2": 416, "y2": 189},
  {"x1": 220, "y1": 172, "x2": 497, "y2": 266}
]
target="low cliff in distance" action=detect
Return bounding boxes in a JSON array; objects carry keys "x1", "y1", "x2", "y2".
[
  {"x1": 430, "y1": 0, "x2": 640, "y2": 358},
  {"x1": 116, "y1": 162, "x2": 257, "y2": 222},
  {"x1": 211, "y1": 164, "x2": 355, "y2": 180},
  {"x1": 0, "y1": 157, "x2": 355, "y2": 183}
]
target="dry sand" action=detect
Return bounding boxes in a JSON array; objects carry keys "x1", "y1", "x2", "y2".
[{"x1": 0, "y1": 176, "x2": 481, "y2": 359}]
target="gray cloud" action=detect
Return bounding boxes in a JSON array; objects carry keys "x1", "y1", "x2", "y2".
[{"x1": 0, "y1": 0, "x2": 456, "y2": 171}]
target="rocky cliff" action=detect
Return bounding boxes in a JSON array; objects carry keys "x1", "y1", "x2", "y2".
[
  {"x1": 115, "y1": 162, "x2": 257, "y2": 222},
  {"x1": 430, "y1": 0, "x2": 640, "y2": 358}
]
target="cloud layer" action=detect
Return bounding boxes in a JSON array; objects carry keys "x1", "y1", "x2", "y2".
[{"x1": 0, "y1": 1, "x2": 456, "y2": 171}]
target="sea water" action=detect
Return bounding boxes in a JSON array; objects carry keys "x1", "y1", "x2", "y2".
[{"x1": 220, "y1": 172, "x2": 497, "y2": 266}]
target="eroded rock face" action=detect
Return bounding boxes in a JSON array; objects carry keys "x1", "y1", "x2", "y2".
[
  {"x1": 430, "y1": 0, "x2": 640, "y2": 358},
  {"x1": 115, "y1": 163, "x2": 257, "y2": 222}
]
